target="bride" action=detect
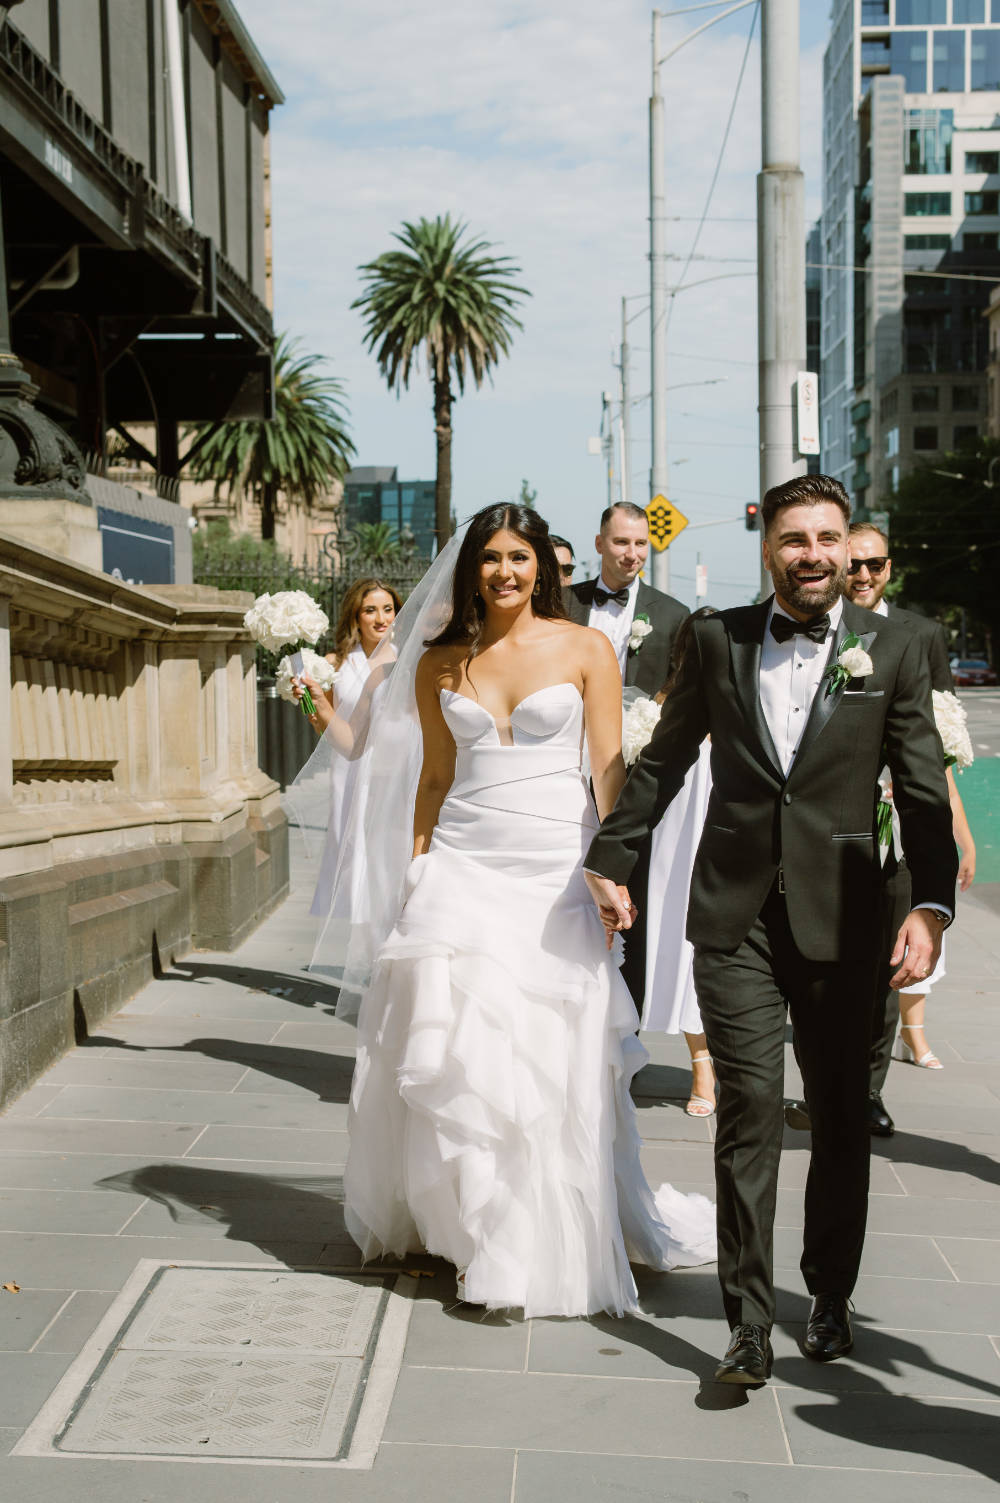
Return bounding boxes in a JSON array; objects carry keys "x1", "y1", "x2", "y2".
[{"x1": 300, "y1": 503, "x2": 714, "y2": 1317}]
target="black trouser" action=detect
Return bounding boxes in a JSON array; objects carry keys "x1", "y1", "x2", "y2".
[{"x1": 694, "y1": 883, "x2": 877, "y2": 1331}]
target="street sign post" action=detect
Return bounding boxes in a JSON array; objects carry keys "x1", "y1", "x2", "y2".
[{"x1": 645, "y1": 494, "x2": 689, "y2": 551}]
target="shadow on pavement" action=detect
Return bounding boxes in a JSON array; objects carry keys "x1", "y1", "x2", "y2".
[
  {"x1": 83, "y1": 1034, "x2": 356, "y2": 1104},
  {"x1": 151, "y1": 959, "x2": 340, "y2": 1015}
]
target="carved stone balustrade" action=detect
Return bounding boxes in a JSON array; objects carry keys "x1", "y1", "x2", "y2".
[{"x1": 0, "y1": 531, "x2": 289, "y2": 1108}]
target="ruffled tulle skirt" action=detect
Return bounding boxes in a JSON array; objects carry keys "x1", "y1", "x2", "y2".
[{"x1": 343, "y1": 760, "x2": 715, "y2": 1318}]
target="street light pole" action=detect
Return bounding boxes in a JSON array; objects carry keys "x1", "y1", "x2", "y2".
[
  {"x1": 620, "y1": 296, "x2": 631, "y2": 506},
  {"x1": 649, "y1": 0, "x2": 757, "y2": 595},
  {"x1": 757, "y1": 0, "x2": 806, "y2": 596}
]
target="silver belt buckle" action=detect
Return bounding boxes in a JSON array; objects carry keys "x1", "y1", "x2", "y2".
[{"x1": 777, "y1": 868, "x2": 786, "y2": 895}]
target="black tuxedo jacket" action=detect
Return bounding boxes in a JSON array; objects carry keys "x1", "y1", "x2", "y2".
[
  {"x1": 884, "y1": 602, "x2": 953, "y2": 692},
  {"x1": 565, "y1": 578, "x2": 688, "y2": 695},
  {"x1": 585, "y1": 596, "x2": 957, "y2": 963}
]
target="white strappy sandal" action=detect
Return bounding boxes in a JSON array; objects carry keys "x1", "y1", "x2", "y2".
[
  {"x1": 893, "y1": 1024, "x2": 943, "y2": 1070},
  {"x1": 686, "y1": 1051, "x2": 717, "y2": 1117}
]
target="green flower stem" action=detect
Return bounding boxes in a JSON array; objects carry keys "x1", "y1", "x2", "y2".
[{"x1": 299, "y1": 686, "x2": 316, "y2": 717}]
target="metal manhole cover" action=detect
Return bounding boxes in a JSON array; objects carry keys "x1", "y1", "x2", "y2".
[{"x1": 14, "y1": 1261, "x2": 415, "y2": 1469}]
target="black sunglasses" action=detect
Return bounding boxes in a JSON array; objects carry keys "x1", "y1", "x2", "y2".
[{"x1": 847, "y1": 556, "x2": 889, "y2": 576}]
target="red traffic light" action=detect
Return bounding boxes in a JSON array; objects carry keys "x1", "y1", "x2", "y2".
[{"x1": 745, "y1": 503, "x2": 761, "y2": 531}]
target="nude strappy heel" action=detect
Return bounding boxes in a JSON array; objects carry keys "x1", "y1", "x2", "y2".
[
  {"x1": 686, "y1": 1051, "x2": 717, "y2": 1117},
  {"x1": 893, "y1": 1024, "x2": 943, "y2": 1070}
]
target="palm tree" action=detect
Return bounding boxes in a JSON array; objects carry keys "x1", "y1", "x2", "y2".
[
  {"x1": 353, "y1": 215, "x2": 529, "y2": 549},
  {"x1": 347, "y1": 521, "x2": 403, "y2": 559},
  {"x1": 186, "y1": 333, "x2": 356, "y2": 540}
]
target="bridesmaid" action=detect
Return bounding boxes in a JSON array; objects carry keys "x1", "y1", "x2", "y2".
[
  {"x1": 310, "y1": 578, "x2": 401, "y2": 916},
  {"x1": 642, "y1": 608, "x2": 718, "y2": 1117}
]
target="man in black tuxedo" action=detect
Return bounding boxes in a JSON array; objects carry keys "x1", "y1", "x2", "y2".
[
  {"x1": 565, "y1": 502, "x2": 688, "y2": 1007},
  {"x1": 786, "y1": 521, "x2": 961, "y2": 1137},
  {"x1": 584, "y1": 476, "x2": 957, "y2": 1386}
]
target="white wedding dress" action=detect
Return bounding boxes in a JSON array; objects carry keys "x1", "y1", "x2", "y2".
[
  {"x1": 310, "y1": 646, "x2": 371, "y2": 918},
  {"x1": 343, "y1": 681, "x2": 715, "y2": 1318}
]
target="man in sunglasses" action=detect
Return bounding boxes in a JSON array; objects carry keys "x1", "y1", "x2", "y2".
[
  {"x1": 551, "y1": 534, "x2": 577, "y2": 583},
  {"x1": 785, "y1": 520, "x2": 957, "y2": 1138}
]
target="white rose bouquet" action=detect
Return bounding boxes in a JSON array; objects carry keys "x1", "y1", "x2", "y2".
[
  {"x1": 932, "y1": 689, "x2": 974, "y2": 771},
  {"x1": 622, "y1": 693, "x2": 662, "y2": 766},
  {"x1": 274, "y1": 647, "x2": 337, "y2": 706},
  {"x1": 243, "y1": 590, "x2": 330, "y2": 716}
]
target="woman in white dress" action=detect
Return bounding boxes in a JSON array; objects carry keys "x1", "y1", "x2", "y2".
[
  {"x1": 300, "y1": 505, "x2": 714, "y2": 1317},
  {"x1": 642, "y1": 609, "x2": 718, "y2": 1118},
  {"x1": 309, "y1": 578, "x2": 401, "y2": 917}
]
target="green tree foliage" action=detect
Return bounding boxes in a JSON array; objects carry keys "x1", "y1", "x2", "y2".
[
  {"x1": 186, "y1": 333, "x2": 356, "y2": 540},
  {"x1": 888, "y1": 439, "x2": 1000, "y2": 651},
  {"x1": 346, "y1": 521, "x2": 403, "y2": 559},
  {"x1": 353, "y1": 214, "x2": 529, "y2": 550},
  {"x1": 518, "y1": 479, "x2": 537, "y2": 506}
]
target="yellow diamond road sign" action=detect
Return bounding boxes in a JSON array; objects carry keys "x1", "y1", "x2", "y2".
[{"x1": 645, "y1": 495, "x2": 688, "y2": 551}]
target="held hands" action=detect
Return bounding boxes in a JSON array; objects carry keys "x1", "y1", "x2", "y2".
[
  {"x1": 889, "y1": 907, "x2": 945, "y2": 991},
  {"x1": 584, "y1": 872, "x2": 637, "y2": 951}
]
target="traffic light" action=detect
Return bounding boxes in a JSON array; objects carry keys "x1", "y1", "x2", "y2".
[{"x1": 745, "y1": 502, "x2": 760, "y2": 531}]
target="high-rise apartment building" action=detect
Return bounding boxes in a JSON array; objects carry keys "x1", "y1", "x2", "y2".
[{"x1": 820, "y1": 0, "x2": 1000, "y2": 511}]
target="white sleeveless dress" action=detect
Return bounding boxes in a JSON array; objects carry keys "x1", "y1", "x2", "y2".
[{"x1": 343, "y1": 682, "x2": 715, "y2": 1318}]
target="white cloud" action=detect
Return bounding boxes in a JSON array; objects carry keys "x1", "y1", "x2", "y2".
[{"x1": 236, "y1": 0, "x2": 827, "y2": 606}]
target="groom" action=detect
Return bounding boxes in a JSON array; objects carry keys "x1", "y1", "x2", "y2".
[{"x1": 584, "y1": 475, "x2": 956, "y2": 1385}]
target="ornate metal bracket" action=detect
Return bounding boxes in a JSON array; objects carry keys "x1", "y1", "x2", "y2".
[{"x1": 0, "y1": 354, "x2": 88, "y2": 501}]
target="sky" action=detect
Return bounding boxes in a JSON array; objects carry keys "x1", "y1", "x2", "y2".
[{"x1": 236, "y1": 0, "x2": 831, "y2": 606}]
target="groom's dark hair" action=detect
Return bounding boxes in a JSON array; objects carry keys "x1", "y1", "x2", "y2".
[{"x1": 761, "y1": 474, "x2": 851, "y2": 533}]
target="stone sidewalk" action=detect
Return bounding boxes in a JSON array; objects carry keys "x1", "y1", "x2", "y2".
[{"x1": 1, "y1": 829, "x2": 999, "y2": 1500}]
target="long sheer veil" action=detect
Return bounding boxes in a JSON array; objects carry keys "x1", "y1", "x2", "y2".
[{"x1": 289, "y1": 526, "x2": 467, "y2": 1016}]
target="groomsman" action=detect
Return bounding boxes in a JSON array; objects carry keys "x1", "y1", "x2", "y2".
[
  {"x1": 584, "y1": 476, "x2": 957, "y2": 1385},
  {"x1": 786, "y1": 520, "x2": 961, "y2": 1137},
  {"x1": 565, "y1": 502, "x2": 688, "y2": 1004}
]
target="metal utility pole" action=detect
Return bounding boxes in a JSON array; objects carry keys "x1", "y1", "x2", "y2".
[
  {"x1": 649, "y1": 9, "x2": 669, "y2": 591},
  {"x1": 619, "y1": 296, "x2": 631, "y2": 506},
  {"x1": 757, "y1": 0, "x2": 806, "y2": 596}
]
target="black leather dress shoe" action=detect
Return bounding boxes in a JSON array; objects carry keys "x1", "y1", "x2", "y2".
[
  {"x1": 784, "y1": 1099, "x2": 811, "y2": 1131},
  {"x1": 803, "y1": 1293, "x2": 853, "y2": 1361},
  {"x1": 714, "y1": 1323, "x2": 773, "y2": 1385},
  {"x1": 869, "y1": 1091, "x2": 895, "y2": 1137}
]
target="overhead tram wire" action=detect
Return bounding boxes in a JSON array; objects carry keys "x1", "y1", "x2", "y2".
[{"x1": 665, "y1": 1, "x2": 760, "y2": 335}]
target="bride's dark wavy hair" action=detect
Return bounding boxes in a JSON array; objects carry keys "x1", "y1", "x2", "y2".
[{"x1": 424, "y1": 504, "x2": 566, "y2": 655}]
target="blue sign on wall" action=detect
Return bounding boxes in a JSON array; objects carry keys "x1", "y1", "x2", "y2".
[{"x1": 98, "y1": 508, "x2": 175, "y2": 585}]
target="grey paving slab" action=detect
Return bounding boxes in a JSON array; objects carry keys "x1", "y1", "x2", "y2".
[
  {"x1": 935, "y1": 1236, "x2": 1000, "y2": 1283},
  {"x1": 0, "y1": 1085, "x2": 66, "y2": 1119},
  {"x1": 0, "y1": 1119, "x2": 204, "y2": 1158},
  {"x1": 864, "y1": 1191, "x2": 1000, "y2": 1239},
  {"x1": 39, "y1": 1056, "x2": 251, "y2": 1092},
  {"x1": 93, "y1": 1018, "x2": 287, "y2": 1049},
  {"x1": 0, "y1": 1232, "x2": 325, "y2": 1291},
  {"x1": 0, "y1": 1431, "x2": 19, "y2": 1457},
  {"x1": 847, "y1": 1273, "x2": 1000, "y2": 1335},
  {"x1": 31, "y1": 1290, "x2": 117, "y2": 1353},
  {"x1": 0, "y1": 1289, "x2": 70, "y2": 1351},
  {"x1": 402, "y1": 1299, "x2": 530, "y2": 1372},
  {"x1": 38, "y1": 1084, "x2": 347, "y2": 1133},
  {"x1": 887, "y1": 1160, "x2": 1000, "y2": 1202},
  {"x1": 118, "y1": 1191, "x2": 347, "y2": 1245},
  {"x1": 631, "y1": 1106, "x2": 715, "y2": 1143},
  {"x1": 514, "y1": 1449, "x2": 1000, "y2": 1503},
  {"x1": 185, "y1": 1123, "x2": 349, "y2": 1164},
  {"x1": 270, "y1": 1020, "x2": 361, "y2": 1049},
  {"x1": 777, "y1": 1388, "x2": 1000, "y2": 1481},
  {"x1": 0, "y1": 1187, "x2": 136, "y2": 1235},
  {"x1": 773, "y1": 1225, "x2": 953, "y2": 1280},
  {"x1": 526, "y1": 1307, "x2": 721, "y2": 1384},
  {"x1": 769, "y1": 1326, "x2": 1000, "y2": 1402},
  {"x1": 0, "y1": 1352, "x2": 75, "y2": 1427},
  {"x1": 384, "y1": 1365, "x2": 790, "y2": 1462},
  {"x1": 0, "y1": 1442, "x2": 515, "y2": 1502}
]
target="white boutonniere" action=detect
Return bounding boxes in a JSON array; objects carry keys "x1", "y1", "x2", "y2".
[
  {"x1": 628, "y1": 614, "x2": 652, "y2": 654},
  {"x1": 823, "y1": 631, "x2": 875, "y2": 697}
]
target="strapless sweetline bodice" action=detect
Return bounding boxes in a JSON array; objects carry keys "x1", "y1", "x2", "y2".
[{"x1": 439, "y1": 681, "x2": 584, "y2": 753}]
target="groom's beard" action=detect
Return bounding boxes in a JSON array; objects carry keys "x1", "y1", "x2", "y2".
[{"x1": 770, "y1": 557, "x2": 848, "y2": 617}]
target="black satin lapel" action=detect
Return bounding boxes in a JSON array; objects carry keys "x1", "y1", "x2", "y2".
[
  {"x1": 792, "y1": 612, "x2": 849, "y2": 768},
  {"x1": 729, "y1": 602, "x2": 783, "y2": 780}
]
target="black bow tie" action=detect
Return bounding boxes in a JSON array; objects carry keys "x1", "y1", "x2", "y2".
[
  {"x1": 594, "y1": 585, "x2": 630, "y2": 607},
  {"x1": 770, "y1": 612, "x2": 830, "y2": 645}
]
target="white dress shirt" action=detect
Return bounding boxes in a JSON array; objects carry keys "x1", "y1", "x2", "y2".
[
  {"x1": 588, "y1": 574, "x2": 639, "y2": 680},
  {"x1": 874, "y1": 599, "x2": 889, "y2": 617},
  {"x1": 758, "y1": 598, "x2": 843, "y2": 778}
]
